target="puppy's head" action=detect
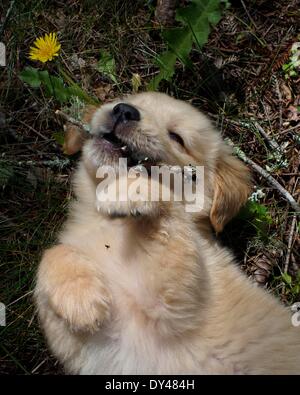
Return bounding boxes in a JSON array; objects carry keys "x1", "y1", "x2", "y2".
[{"x1": 79, "y1": 92, "x2": 251, "y2": 231}]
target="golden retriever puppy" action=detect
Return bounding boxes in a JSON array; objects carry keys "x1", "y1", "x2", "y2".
[{"x1": 35, "y1": 92, "x2": 300, "y2": 374}]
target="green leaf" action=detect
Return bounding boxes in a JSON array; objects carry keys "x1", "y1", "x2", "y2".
[
  {"x1": 148, "y1": 0, "x2": 226, "y2": 90},
  {"x1": 292, "y1": 284, "x2": 300, "y2": 295},
  {"x1": 238, "y1": 200, "x2": 273, "y2": 240},
  {"x1": 148, "y1": 51, "x2": 177, "y2": 91},
  {"x1": 19, "y1": 67, "x2": 42, "y2": 88},
  {"x1": 176, "y1": 0, "x2": 222, "y2": 47},
  {"x1": 39, "y1": 71, "x2": 71, "y2": 103},
  {"x1": 282, "y1": 63, "x2": 291, "y2": 71},
  {"x1": 162, "y1": 27, "x2": 193, "y2": 66},
  {"x1": 247, "y1": 201, "x2": 272, "y2": 223},
  {"x1": 281, "y1": 272, "x2": 292, "y2": 286},
  {"x1": 97, "y1": 50, "x2": 118, "y2": 84},
  {"x1": 20, "y1": 66, "x2": 98, "y2": 105},
  {"x1": 51, "y1": 77, "x2": 70, "y2": 103},
  {"x1": 38, "y1": 70, "x2": 52, "y2": 95},
  {"x1": 20, "y1": 68, "x2": 72, "y2": 103}
]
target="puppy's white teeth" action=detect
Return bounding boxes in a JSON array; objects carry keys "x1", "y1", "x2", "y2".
[
  {"x1": 133, "y1": 165, "x2": 144, "y2": 172},
  {"x1": 136, "y1": 157, "x2": 149, "y2": 164},
  {"x1": 121, "y1": 145, "x2": 127, "y2": 151},
  {"x1": 170, "y1": 165, "x2": 182, "y2": 174}
]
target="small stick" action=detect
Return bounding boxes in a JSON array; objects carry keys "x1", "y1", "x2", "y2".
[
  {"x1": 226, "y1": 138, "x2": 300, "y2": 214},
  {"x1": 0, "y1": 0, "x2": 15, "y2": 38},
  {"x1": 0, "y1": 157, "x2": 70, "y2": 169},
  {"x1": 278, "y1": 124, "x2": 300, "y2": 135},
  {"x1": 18, "y1": 119, "x2": 49, "y2": 141},
  {"x1": 55, "y1": 110, "x2": 91, "y2": 134},
  {"x1": 274, "y1": 77, "x2": 283, "y2": 131},
  {"x1": 253, "y1": 122, "x2": 281, "y2": 153},
  {"x1": 31, "y1": 359, "x2": 47, "y2": 374},
  {"x1": 284, "y1": 214, "x2": 297, "y2": 273},
  {"x1": 240, "y1": 0, "x2": 258, "y2": 30},
  {"x1": 221, "y1": 118, "x2": 282, "y2": 151}
]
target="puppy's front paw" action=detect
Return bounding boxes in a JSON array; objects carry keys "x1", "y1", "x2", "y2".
[
  {"x1": 97, "y1": 198, "x2": 159, "y2": 218},
  {"x1": 50, "y1": 275, "x2": 110, "y2": 333},
  {"x1": 36, "y1": 245, "x2": 111, "y2": 334},
  {"x1": 96, "y1": 173, "x2": 161, "y2": 218}
]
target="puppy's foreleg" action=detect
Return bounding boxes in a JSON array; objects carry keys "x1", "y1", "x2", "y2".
[
  {"x1": 35, "y1": 244, "x2": 110, "y2": 333},
  {"x1": 96, "y1": 173, "x2": 162, "y2": 218}
]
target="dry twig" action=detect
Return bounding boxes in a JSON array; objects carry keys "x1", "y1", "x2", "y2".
[
  {"x1": 55, "y1": 110, "x2": 91, "y2": 134},
  {"x1": 284, "y1": 214, "x2": 297, "y2": 273},
  {"x1": 0, "y1": 0, "x2": 15, "y2": 38},
  {"x1": 274, "y1": 77, "x2": 283, "y2": 131},
  {"x1": 226, "y1": 138, "x2": 300, "y2": 214},
  {"x1": 254, "y1": 122, "x2": 282, "y2": 153}
]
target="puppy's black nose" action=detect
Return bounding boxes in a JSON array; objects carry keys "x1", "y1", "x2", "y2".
[{"x1": 112, "y1": 103, "x2": 140, "y2": 123}]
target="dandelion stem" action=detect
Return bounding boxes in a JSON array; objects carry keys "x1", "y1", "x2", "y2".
[{"x1": 58, "y1": 66, "x2": 99, "y2": 106}]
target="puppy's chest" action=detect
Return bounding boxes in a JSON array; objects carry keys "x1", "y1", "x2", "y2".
[
  {"x1": 104, "y1": 251, "x2": 163, "y2": 322},
  {"x1": 79, "y1": 228, "x2": 246, "y2": 374},
  {"x1": 84, "y1": 229, "x2": 165, "y2": 320}
]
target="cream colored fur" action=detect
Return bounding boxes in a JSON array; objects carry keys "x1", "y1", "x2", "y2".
[{"x1": 35, "y1": 92, "x2": 300, "y2": 374}]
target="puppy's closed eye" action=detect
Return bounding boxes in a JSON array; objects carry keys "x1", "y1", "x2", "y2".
[{"x1": 168, "y1": 131, "x2": 185, "y2": 147}]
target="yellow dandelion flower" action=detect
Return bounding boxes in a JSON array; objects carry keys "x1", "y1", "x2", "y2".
[{"x1": 29, "y1": 33, "x2": 61, "y2": 63}]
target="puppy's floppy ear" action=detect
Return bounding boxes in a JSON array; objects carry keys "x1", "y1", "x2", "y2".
[
  {"x1": 210, "y1": 147, "x2": 252, "y2": 233},
  {"x1": 82, "y1": 105, "x2": 98, "y2": 124},
  {"x1": 63, "y1": 123, "x2": 86, "y2": 155},
  {"x1": 62, "y1": 106, "x2": 98, "y2": 155}
]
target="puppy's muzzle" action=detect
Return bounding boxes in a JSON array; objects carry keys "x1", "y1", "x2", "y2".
[{"x1": 112, "y1": 103, "x2": 140, "y2": 125}]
